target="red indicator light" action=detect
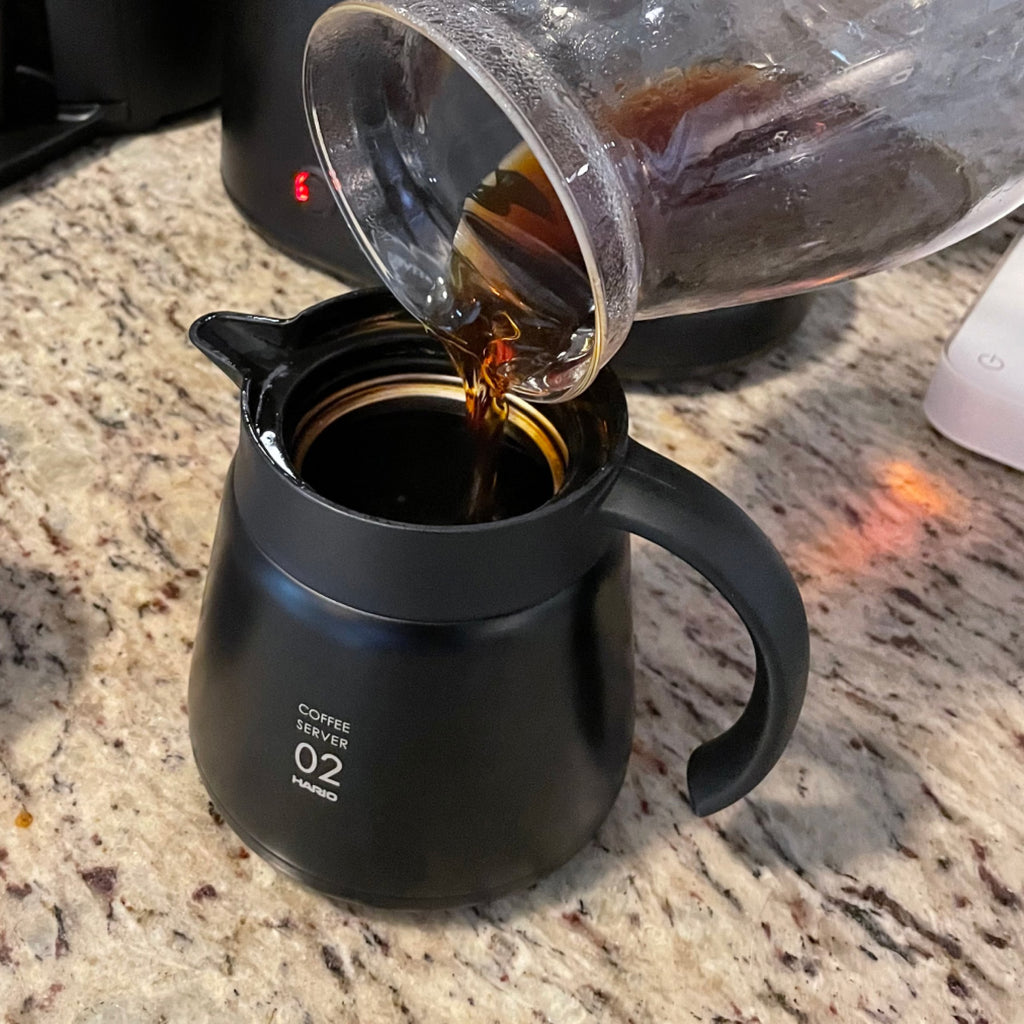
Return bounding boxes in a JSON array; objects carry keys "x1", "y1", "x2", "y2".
[{"x1": 293, "y1": 170, "x2": 311, "y2": 203}]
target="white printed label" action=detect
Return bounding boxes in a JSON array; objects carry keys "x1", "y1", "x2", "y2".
[{"x1": 290, "y1": 702, "x2": 353, "y2": 803}]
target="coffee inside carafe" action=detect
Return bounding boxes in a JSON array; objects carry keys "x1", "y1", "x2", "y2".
[{"x1": 291, "y1": 377, "x2": 567, "y2": 526}]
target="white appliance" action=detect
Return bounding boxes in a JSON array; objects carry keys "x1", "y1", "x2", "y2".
[{"x1": 925, "y1": 228, "x2": 1024, "y2": 471}]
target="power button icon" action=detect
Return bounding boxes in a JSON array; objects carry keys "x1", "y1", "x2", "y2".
[{"x1": 977, "y1": 353, "x2": 1005, "y2": 371}]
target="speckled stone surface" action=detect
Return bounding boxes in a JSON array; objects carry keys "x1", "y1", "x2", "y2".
[{"x1": 0, "y1": 116, "x2": 1022, "y2": 1023}]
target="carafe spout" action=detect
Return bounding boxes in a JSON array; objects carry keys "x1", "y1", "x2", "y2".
[{"x1": 189, "y1": 311, "x2": 293, "y2": 387}]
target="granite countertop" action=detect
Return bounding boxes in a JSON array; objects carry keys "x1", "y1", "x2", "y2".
[{"x1": 0, "y1": 116, "x2": 1022, "y2": 1024}]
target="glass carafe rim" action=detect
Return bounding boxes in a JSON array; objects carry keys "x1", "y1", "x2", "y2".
[{"x1": 303, "y1": 0, "x2": 643, "y2": 399}]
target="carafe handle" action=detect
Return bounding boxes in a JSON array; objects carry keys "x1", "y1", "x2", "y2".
[{"x1": 598, "y1": 439, "x2": 808, "y2": 816}]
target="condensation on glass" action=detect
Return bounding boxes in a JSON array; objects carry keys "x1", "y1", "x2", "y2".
[{"x1": 306, "y1": 0, "x2": 1024, "y2": 400}]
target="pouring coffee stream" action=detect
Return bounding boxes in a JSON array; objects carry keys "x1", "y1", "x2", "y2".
[
  {"x1": 430, "y1": 142, "x2": 593, "y2": 520},
  {"x1": 430, "y1": 63, "x2": 781, "y2": 520}
]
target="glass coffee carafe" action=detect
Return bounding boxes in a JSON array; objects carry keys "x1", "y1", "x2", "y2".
[{"x1": 304, "y1": 0, "x2": 1024, "y2": 401}]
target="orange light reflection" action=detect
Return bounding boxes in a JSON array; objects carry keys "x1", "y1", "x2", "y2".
[
  {"x1": 879, "y1": 461, "x2": 951, "y2": 517},
  {"x1": 794, "y1": 460, "x2": 961, "y2": 577}
]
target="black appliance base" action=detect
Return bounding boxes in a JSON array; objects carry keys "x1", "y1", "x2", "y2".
[{"x1": 613, "y1": 293, "x2": 813, "y2": 382}]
